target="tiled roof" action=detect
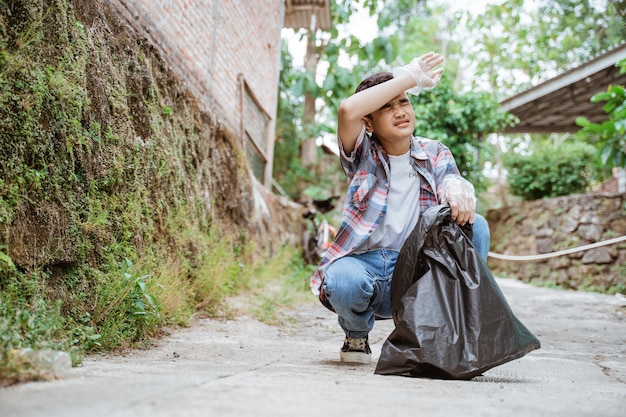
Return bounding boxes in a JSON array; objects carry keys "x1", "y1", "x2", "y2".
[{"x1": 501, "y1": 43, "x2": 626, "y2": 133}]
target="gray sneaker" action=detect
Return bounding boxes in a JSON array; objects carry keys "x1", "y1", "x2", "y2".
[{"x1": 340, "y1": 336, "x2": 371, "y2": 364}]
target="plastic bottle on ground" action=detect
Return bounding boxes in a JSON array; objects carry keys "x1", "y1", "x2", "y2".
[{"x1": 19, "y1": 347, "x2": 72, "y2": 375}]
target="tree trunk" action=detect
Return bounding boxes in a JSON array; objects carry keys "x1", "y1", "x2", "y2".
[{"x1": 300, "y1": 27, "x2": 318, "y2": 167}]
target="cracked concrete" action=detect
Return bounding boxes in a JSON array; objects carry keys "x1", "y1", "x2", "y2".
[{"x1": 1, "y1": 278, "x2": 625, "y2": 417}]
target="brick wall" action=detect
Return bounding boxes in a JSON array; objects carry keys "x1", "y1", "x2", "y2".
[{"x1": 107, "y1": 0, "x2": 284, "y2": 183}]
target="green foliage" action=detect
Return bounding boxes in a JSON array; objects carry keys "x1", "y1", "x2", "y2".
[
  {"x1": 0, "y1": 0, "x2": 286, "y2": 387},
  {"x1": 281, "y1": 1, "x2": 379, "y2": 125},
  {"x1": 412, "y1": 75, "x2": 516, "y2": 190},
  {"x1": 0, "y1": 298, "x2": 62, "y2": 385},
  {"x1": 245, "y1": 246, "x2": 316, "y2": 326},
  {"x1": 0, "y1": 1, "x2": 88, "y2": 229},
  {"x1": 0, "y1": 245, "x2": 14, "y2": 270},
  {"x1": 377, "y1": 0, "x2": 462, "y2": 76},
  {"x1": 274, "y1": 42, "x2": 309, "y2": 197},
  {"x1": 310, "y1": 0, "x2": 438, "y2": 118},
  {"x1": 577, "y1": 59, "x2": 626, "y2": 169},
  {"x1": 275, "y1": 28, "x2": 355, "y2": 197},
  {"x1": 0, "y1": 298, "x2": 63, "y2": 356},
  {"x1": 0, "y1": 262, "x2": 100, "y2": 385},
  {"x1": 92, "y1": 258, "x2": 161, "y2": 349},
  {"x1": 608, "y1": 262, "x2": 626, "y2": 295},
  {"x1": 503, "y1": 141, "x2": 597, "y2": 200},
  {"x1": 464, "y1": 0, "x2": 626, "y2": 98},
  {"x1": 276, "y1": 0, "x2": 506, "y2": 196},
  {"x1": 536, "y1": 0, "x2": 626, "y2": 61}
]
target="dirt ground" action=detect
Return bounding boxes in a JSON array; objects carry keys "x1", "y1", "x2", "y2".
[{"x1": 1, "y1": 278, "x2": 625, "y2": 417}]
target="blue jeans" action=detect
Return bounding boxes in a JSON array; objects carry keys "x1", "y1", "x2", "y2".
[{"x1": 322, "y1": 214, "x2": 490, "y2": 339}]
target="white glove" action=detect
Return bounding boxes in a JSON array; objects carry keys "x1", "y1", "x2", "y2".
[
  {"x1": 392, "y1": 52, "x2": 444, "y2": 95},
  {"x1": 440, "y1": 174, "x2": 476, "y2": 225}
]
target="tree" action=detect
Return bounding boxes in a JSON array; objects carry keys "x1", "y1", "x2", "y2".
[
  {"x1": 458, "y1": 0, "x2": 625, "y2": 203},
  {"x1": 291, "y1": 0, "x2": 385, "y2": 169},
  {"x1": 276, "y1": 1, "x2": 476, "y2": 193},
  {"x1": 273, "y1": 43, "x2": 306, "y2": 198},
  {"x1": 388, "y1": 0, "x2": 623, "y2": 201},
  {"x1": 275, "y1": 0, "x2": 403, "y2": 197},
  {"x1": 463, "y1": 0, "x2": 626, "y2": 99}
]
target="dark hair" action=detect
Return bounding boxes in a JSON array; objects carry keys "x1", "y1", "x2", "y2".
[{"x1": 355, "y1": 71, "x2": 393, "y2": 93}]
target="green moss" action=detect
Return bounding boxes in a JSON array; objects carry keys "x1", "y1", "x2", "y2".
[{"x1": 0, "y1": 0, "x2": 286, "y2": 386}]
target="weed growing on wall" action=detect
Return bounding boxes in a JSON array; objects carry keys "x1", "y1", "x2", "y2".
[{"x1": 0, "y1": 0, "x2": 302, "y2": 386}]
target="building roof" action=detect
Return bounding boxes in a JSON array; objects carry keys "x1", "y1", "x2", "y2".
[
  {"x1": 500, "y1": 43, "x2": 626, "y2": 134},
  {"x1": 284, "y1": 0, "x2": 332, "y2": 30}
]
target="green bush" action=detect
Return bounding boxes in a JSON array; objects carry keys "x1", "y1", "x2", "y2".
[{"x1": 503, "y1": 141, "x2": 597, "y2": 200}]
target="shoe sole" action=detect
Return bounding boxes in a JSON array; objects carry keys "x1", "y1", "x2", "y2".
[{"x1": 340, "y1": 351, "x2": 371, "y2": 364}]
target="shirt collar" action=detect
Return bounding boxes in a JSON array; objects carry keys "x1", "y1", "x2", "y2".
[{"x1": 410, "y1": 136, "x2": 429, "y2": 161}]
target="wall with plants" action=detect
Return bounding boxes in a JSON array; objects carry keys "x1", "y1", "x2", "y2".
[{"x1": 0, "y1": 0, "x2": 302, "y2": 385}]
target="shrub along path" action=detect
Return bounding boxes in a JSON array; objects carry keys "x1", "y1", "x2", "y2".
[{"x1": 1, "y1": 278, "x2": 625, "y2": 417}]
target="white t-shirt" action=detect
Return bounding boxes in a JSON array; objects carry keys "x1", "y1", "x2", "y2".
[{"x1": 357, "y1": 150, "x2": 421, "y2": 252}]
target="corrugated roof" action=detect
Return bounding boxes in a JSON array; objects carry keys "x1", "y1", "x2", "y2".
[
  {"x1": 284, "y1": 0, "x2": 331, "y2": 30},
  {"x1": 500, "y1": 43, "x2": 626, "y2": 133}
]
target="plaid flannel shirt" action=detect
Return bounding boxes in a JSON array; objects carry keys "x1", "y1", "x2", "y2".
[{"x1": 310, "y1": 126, "x2": 461, "y2": 296}]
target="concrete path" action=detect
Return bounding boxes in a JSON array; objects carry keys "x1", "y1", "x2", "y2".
[{"x1": 1, "y1": 278, "x2": 625, "y2": 417}]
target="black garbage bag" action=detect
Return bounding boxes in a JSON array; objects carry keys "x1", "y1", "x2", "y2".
[{"x1": 375, "y1": 205, "x2": 540, "y2": 379}]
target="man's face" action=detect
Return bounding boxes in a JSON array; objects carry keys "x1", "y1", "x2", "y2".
[{"x1": 364, "y1": 93, "x2": 415, "y2": 145}]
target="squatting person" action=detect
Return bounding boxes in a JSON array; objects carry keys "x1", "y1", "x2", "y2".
[{"x1": 310, "y1": 52, "x2": 491, "y2": 364}]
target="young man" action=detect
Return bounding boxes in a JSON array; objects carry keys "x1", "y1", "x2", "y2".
[{"x1": 309, "y1": 52, "x2": 491, "y2": 364}]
